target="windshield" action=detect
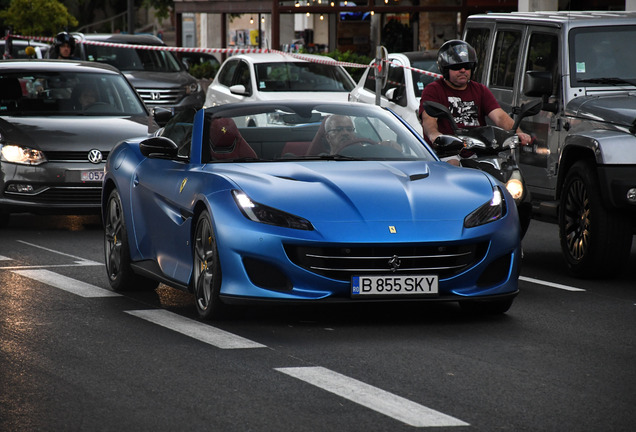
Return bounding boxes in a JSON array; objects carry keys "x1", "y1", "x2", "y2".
[
  {"x1": 0, "y1": 71, "x2": 147, "y2": 116},
  {"x1": 172, "y1": 102, "x2": 436, "y2": 163},
  {"x1": 85, "y1": 45, "x2": 183, "y2": 72},
  {"x1": 570, "y1": 25, "x2": 636, "y2": 86},
  {"x1": 255, "y1": 62, "x2": 354, "y2": 92},
  {"x1": 409, "y1": 58, "x2": 439, "y2": 97}
]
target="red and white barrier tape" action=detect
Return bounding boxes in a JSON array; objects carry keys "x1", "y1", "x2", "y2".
[{"x1": 6, "y1": 34, "x2": 442, "y2": 78}]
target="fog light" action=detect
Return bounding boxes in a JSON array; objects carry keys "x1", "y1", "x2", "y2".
[
  {"x1": 627, "y1": 187, "x2": 636, "y2": 204},
  {"x1": 7, "y1": 184, "x2": 35, "y2": 193},
  {"x1": 505, "y1": 178, "x2": 524, "y2": 201}
]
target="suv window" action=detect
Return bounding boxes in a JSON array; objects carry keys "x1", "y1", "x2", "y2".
[
  {"x1": 465, "y1": 28, "x2": 490, "y2": 82},
  {"x1": 525, "y1": 32, "x2": 559, "y2": 96},
  {"x1": 490, "y1": 30, "x2": 522, "y2": 88},
  {"x1": 84, "y1": 45, "x2": 182, "y2": 72},
  {"x1": 234, "y1": 61, "x2": 252, "y2": 93}
]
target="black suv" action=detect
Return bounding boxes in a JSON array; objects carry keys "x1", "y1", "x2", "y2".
[{"x1": 65, "y1": 33, "x2": 205, "y2": 112}]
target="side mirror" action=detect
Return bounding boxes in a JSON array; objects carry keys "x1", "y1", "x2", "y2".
[
  {"x1": 511, "y1": 99, "x2": 544, "y2": 132},
  {"x1": 385, "y1": 87, "x2": 407, "y2": 107},
  {"x1": 524, "y1": 71, "x2": 552, "y2": 97},
  {"x1": 229, "y1": 84, "x2": 249, "y2": 96},
  {"x1": 140, "y1": 136, "x2": 179, "y2": 159},
  {"x1": 153, "y1": 107, "x2": 174, "y2": 127},
  {"x1": 421, "y1": 101, "x2": 459, "y2": 134}
]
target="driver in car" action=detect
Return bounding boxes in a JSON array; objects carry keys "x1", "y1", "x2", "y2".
[{"x1": 324, "y1": 115, "x2": 357, "y2": 153}]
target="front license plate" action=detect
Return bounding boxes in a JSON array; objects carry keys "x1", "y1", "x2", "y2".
[
  {"x1": 81, "y1": 170, "x2": 104, "y2": 182},
  {"x1": 352, "y1": 275, "x2": 438, "y2": 296}
]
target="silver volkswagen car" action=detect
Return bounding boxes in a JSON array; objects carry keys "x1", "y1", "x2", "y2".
[{"x1": 0, "y1": 60, "x2": 156, "y2": 227}]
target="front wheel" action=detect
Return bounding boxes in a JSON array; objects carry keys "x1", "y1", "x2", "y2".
[
  {"x1": 192, "y1": 210, "x2": 225, "y2": 320},
  {"x1": 558, "y1": 161, "x2": 632, "y2": 278},
  {"x1": 104, "y1": 189, "x2": 159, "y2": 291}
]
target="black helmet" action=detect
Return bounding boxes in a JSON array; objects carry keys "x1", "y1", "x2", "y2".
[
  {"x1": 55, "y1": 32, "x2": 76, "y2": 50},
  {"x1": 437, "y1": 40, "x2": 477, "y2": 80}
]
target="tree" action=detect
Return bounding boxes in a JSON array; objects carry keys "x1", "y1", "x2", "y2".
[
  {"x1": 142, "y1": 0, "x2": 173, "y2": 20},
  {"x1": 0, "y1": 0, "x2": 78, "y2": 36}
]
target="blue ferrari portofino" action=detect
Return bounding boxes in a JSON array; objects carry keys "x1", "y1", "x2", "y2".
[{"x1": 102, "y1": 101, "x2": 521, "y2": 319}]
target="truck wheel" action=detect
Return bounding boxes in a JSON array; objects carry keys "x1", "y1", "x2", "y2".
[{"x1": 558, "y1": 160, "x2": 632, "y2": 278}]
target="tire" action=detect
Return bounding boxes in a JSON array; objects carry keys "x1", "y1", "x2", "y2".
[
  {"x1": 558, "y1": 160, "x2": 632, "y2": 278},
  {"x1": 103, "y1": 189, "x2": 159, "y2": 291},
  {"x1": 460, "y1": 298, "x2": 514, "y2": 315},
  {"x1": 192, "y1": 210, "x2": 225, "y2": 320}
]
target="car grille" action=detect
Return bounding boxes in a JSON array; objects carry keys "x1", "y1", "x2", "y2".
[
  {"x1": 44, "y1": 151, "x2": 109, "y2": 162},
  {"x1": 285, "y1": 242, "x2": 488, "y2": 281},
  {"x1": 136, "y1": 88, "x2": 183, "y2": 106},
  {"x1": 7, "y1": 186, "x2": 102, "y2": 205}
]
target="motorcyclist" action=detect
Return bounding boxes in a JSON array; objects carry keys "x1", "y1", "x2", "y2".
[
  {"x1": 51, "y1": 32, "x2": 78, "y2": 60},
  {"x1": 419, "y1": 40, "x2": 531, "y2": 164}
]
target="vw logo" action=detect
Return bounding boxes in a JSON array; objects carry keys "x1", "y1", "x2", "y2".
[
  {"x1": 150, "y1": 92, "x2": 162, "y2": 101},
  {"x1": 388, "y1": 255, "x2": 401, "y2": 273},
  {"x1": 88, "y1": 149, "x2": 103, "y2": 164}
]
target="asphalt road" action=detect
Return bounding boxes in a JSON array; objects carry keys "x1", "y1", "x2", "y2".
[{"x1": 1, "y1": 214, "x2": 635, "y2": 432}]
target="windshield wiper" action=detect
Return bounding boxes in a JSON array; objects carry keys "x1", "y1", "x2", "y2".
[
  {"x1": 578, "y1": 77, "x2": 636, "y2": 86},
  {"x1": 304, "y1": 154, "x2": 364, "y2": 161}
]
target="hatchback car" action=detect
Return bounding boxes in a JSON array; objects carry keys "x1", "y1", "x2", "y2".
[
  {"x1": 69, "y1": 33, "x2": 205, "y2": 112},
  {"x1": 102, "y1": 100, "x2": 521, "y2": 319},
  {"x1": 204, "y1": 53, "x2": 356, "y2": 110},
  {"x1": 0, "y1": 60, "x2": 156, "y2": 227},
  {"x1": 349, "y1": 51, "x2": 441, "y2": 133}
]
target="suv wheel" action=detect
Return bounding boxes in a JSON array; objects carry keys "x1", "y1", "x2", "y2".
[{"x1": 558, "y1": 161, "x2": 632, "y2": 278}]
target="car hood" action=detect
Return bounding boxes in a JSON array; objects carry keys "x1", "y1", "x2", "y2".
[
  {"x1": 0, "y1": 116, "x2": 150, "y2": 151},
  {"x1": 566, "y1": 93, "x2": 636, "y2": 127},
  {"x1": 212, "y1": 161, "x2": 497, "y2": 234},
  {"x1": 123, "y1": 71, "x2": 193, "y2": 88}
]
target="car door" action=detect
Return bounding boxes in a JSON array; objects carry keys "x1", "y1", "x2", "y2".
[
  {"x1": 130, "y1": 118, "x2": 197, "y2": 284},
  {"x1": 516, "y1": 28, "x2": 562, "y2": 199}
]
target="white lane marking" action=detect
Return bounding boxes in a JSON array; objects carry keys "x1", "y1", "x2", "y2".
[
  {"x1": 125, "y1": 309, "x2": 266, "y2": 350},
  {"x1": 519, "y1": 276, "x2": 586, "y2": 292},
  {"x1": 16, "y1": 240, "x2": 102, "y2": 266},
  {"x1": 12, "y1": 269, "x2": 121, "y2": 298},
  {"x1": 275, "y1": 366, "x2": 469, "y2": 428},
  {"x1": 0, "y1": 255, "x2": 11, "y2": 261}
]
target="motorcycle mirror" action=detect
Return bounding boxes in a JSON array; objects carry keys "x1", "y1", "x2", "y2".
[
  {"x1": 512, "y1": 99, "x2": 543, "y2": 132},
  {"x1": 422, "y1": 101, "x2": 459, "y2": 134},
  {"x1": 433, "y1": 135, "x2": 465, "y2": 158}
]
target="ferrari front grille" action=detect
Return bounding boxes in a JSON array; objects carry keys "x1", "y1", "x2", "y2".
[{"x1": 284, "y1": 243, "x2": 489, "y2": 281}]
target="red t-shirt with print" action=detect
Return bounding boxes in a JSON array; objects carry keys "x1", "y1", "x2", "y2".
[{"x1": 418, "y1": 79, "x2": 501, "y2": 142}]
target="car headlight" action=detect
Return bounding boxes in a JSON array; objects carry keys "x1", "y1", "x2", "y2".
[
  {"x1": 232, "y1": 190, "x2": 314, "y2": 230},
  {"x1": 1, "y1": 144, "x2": 46, "y2": 165},
  {"x1": 185, "y1": 82, "x2": 201, "y2": 95},
  {"x1": 464, "y1": 186, "x2": 507, "y2": 228}
]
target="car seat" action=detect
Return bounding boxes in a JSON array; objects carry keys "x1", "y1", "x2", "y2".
[{"x1": 209, "y1": 117, "x2": 258, "y2": 160}]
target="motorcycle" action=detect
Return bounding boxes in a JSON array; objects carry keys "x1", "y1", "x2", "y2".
[{"x1": 421, "y1": 99, "x2": 542, "y2": 238}]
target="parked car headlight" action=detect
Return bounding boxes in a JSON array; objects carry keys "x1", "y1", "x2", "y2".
[
  {"x1": 1, "y1": 144, "x2": 46, "y2": 165},
  {"x1": 233, "y1": 190, "x2": 314, "y2": 230},
  {"x1": 185, "y1": 82, "x2": 201, "y2": 94},
  {"x1": 464, "y1": 186, "x2": 507, "y2": 228}
]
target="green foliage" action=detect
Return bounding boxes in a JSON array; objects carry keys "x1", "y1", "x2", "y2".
[
  {"x1": 189, "y1": 62, "x2": 219, "y2": 80},
  {"x1": 0, "y1": 0, "x2": 78, "y2": 36},
  {"x1": 320, "y1": 50, "x2": 372, "y2": 82},
  {"x1": 142, "y1": 0, "x2": 174, "y2": 20}
]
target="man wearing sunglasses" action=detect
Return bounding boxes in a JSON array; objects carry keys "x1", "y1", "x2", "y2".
[{"x1": 418, "y1": 39, "x2": 531, "y2": 158}]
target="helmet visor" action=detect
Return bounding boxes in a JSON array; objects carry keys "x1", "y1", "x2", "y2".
[{"x1": 439, "y1": 44, "x2": 477, "y2": 66}]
